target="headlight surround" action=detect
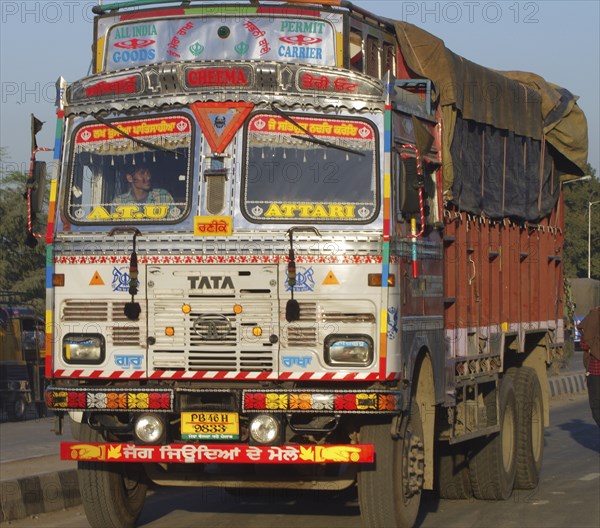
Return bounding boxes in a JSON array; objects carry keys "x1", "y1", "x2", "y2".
[
  {"x1": 134, "y1": 414, "x2": 166, "y2": 444},
  {"x1": 324, "y1": 334, "x2": 374, "y2": 366},
  {"x1": 63, "y1": 334, "x2": 105, "y2": 364},
  {"x1": 249, "y1": 414, "x2": 281, "y2": 445}
]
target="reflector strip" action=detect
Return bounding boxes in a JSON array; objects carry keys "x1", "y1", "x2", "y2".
[
  {"x1": 46, "y1": 387, "x2": 174, "y2": 411},
  {"x1": 52, "y1": 368, "x2": 400, "y2": 382},
  {"x1": 243, "y1": 389, "x2": 401, "y2": 412},
  {"x1": 55, "y1": 254, "x2": 384, "y2": 265}
]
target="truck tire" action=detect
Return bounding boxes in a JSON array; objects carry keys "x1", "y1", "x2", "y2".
[
  {"x1": 436, "y1": 441, "x2": 472, "y2": 499},
  {"x1": 358, "y1": 404, "x2": 424, "y2": 528},
  {"x1": 468, "y1": 377, "x2": 517, "y2": 500},
  {"x1": 505, "y1": 367, "x2": 544, "y2": 489},
  {"x1": 7, "y1": 396, "x2": 27, "y2": 421},
  {"x1": 78, "y1": 423, "x2": 148, "y2": 528}
]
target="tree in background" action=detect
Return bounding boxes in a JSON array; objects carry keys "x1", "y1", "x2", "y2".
[
  {"x1": 563, "y1": 164, "x2": 600, "y2": 280},
  {"x1": 0, "y1": 149, "x2": 46, "y2": 314}
]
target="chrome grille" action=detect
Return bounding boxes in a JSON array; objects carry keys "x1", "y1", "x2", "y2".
[
  {"x1": 61, "y1": 300, "x2": 141, "y2": 348},
  {"x1": 190, "y1": 313, "x2": 237, "y2": 345},
  {"x1": 322, "y1": 312, "x2": 376, "y2": 323},
  {"x1": 239, "y1": 349, "x2": 274, "y2": 370},
  {"x1": 189, "y1": 349, "x2": 237, "y2": 370},
  {"x1": 62, "y1": 300, "x2": 109, "y2": 322},
  {"x1": 205, "y1": 173, "x2": 227, "y2": 215},
  {"x1": 296, "y1": 302, "x2": 318, "y2": 321},
  {"x1": 285, "y1": 325, "x2": 318, "y2": 347},
  {"x1": 111, "y1": 325, "x2": 141, "y2": 347},
  {"x1": 149, "y1": 299, "x2": 276, "y2": 373},
  {"x1": 152, "y1": 350, "x2": 186, "y2": 370},
  {"x1": 280, "y1": 302, "x2": 318, "y2": 347},
  {"x1": 112, "y1": 302, "x2": 132, "y2": 322}
]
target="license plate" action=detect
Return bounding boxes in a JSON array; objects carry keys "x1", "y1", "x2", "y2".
[{"x1": 181, "y1": 412, "x2": 239, "y2": 440}]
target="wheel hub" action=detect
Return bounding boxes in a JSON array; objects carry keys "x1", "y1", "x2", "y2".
[{"x1": 405, "y1": 431, "x2": 425, "y2": 497}]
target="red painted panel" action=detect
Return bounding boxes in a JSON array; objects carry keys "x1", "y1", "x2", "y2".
[{"x1": 444, "y1": 204, "x2": 563, "y2": 334}]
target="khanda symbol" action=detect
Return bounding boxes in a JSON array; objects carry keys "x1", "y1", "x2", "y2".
[
  {"x1": 234, "y1": 42, "x2": 249, "y2": 56},
  {"x1": 189, "y1": 42, "x2": 205, "y2": 56}
]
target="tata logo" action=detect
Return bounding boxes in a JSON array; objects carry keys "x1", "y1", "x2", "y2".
[
  {"x1": 114, "y1": 38, "x2": 155, "y2": 50},
  {"x1": 193, "y1": 314, "x2": 232, "y2": 340},
  {"x1": 188, "y1": 276, "x2": 234, "y2": 289}
]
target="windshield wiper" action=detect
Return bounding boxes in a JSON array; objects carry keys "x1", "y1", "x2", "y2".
[
  {"x1": 269, "y1": 103, "x2": 365, "y2": 157},
  {"x1": 91, "y1": 112, "x2": 186, "y2": 159}
]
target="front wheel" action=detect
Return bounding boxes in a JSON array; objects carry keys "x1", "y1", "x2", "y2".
[
  {"x1": 78, "y1": 423, "x2": 148, "y2": 528},
  {"x1": 358, "y1": 404, "x2": 424, "y2": 528}
]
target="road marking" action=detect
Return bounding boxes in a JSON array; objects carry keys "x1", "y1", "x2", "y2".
[{"x1": 579, "y1": 473, "x2": 600, "y2": 481}]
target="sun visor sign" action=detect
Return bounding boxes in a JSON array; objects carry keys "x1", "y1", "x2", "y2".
[
  {"x1": 249, "y1": 115, "x2": 375, "y2": 140},
  {"x1": 75, "y1": 116, "x2": 191, "y2": 149},
  {"x1": 103, "y1": 16, "x2": 338, "y2": 72},
  {"x1": 68, "y1": 73, "x2": 144, "y2": 103}
]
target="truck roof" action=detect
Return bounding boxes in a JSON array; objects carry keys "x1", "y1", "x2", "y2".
[{"x1": 89, "y1": 0, "x2": 587, "y2": 178}]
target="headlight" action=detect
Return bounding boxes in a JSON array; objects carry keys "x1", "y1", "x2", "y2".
[
  {"x1": 324, "y1": 335, "x2": 374, "y2": 366},
  {"x1": 249, "y1": 414, "x2": 281, "y2": 445},
  {"x1": 63, "y1": 334, "x2": 105, "y2": 364},
  {"x1": 134, "y1": 414, "x2": 166, "y2": 444}
]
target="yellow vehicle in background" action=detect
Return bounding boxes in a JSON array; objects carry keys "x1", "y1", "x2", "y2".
[{"x1": 0, "y1": 291, "x2": 45, "y2": 420}]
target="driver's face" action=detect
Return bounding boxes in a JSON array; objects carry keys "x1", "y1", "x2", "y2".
[{"x1": 128, "y1": 169, "x2": 152, "y2": 192}]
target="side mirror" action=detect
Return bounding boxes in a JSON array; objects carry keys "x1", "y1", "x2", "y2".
[
  {"x1": 30, "y1": 161, "x2": 46, "y2": 214},
  {"x1": 397, "y1": 157, "x2": 421, "y2": 215}
]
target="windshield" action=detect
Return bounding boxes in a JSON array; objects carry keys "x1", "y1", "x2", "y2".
[
  {"x1": 242, "y1": 114, "x2": 378, "y2": 223},
  {"x1": 64, "y1": 115, "x2": 193, "y2": 225}
]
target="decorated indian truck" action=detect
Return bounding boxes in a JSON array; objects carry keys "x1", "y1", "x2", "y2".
[{"x1": 37, "y1": 1, "x2": 588, "y2": 527}]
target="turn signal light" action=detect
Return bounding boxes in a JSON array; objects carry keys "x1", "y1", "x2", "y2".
[
  {"x1": 367, "y1": 273, "x2": 395, "y2": 287},
  {"x1": 53, "y1": 274, "x2": 65, "y2": 287}
]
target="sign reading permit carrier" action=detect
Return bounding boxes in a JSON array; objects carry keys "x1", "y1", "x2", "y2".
[{"x1": 181, "y1": 412, "x2": 240, "y2": 440}]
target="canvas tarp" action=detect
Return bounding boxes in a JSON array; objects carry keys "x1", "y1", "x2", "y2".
[{"x1": 392, "y1": 20, "x2": 588, "y2": 220}]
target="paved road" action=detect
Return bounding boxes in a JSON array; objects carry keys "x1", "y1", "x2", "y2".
[
  {"x1": 2, "y1": 393, "x2": 598, "y2": 528},
  {"x1": 0, "y1": 414, "x2": 62, "y2": 463}
]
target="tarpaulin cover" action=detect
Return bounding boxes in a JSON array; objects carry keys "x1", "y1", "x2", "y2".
[{"x1": 392, "y1": 20, "x2": 588, "y2": 221}]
